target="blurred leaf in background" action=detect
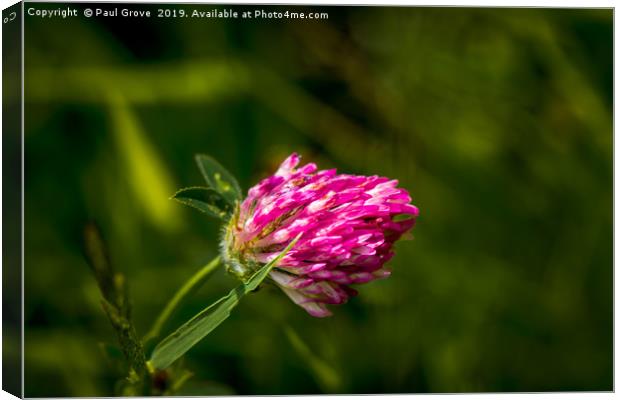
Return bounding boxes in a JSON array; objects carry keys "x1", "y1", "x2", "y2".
[{"x1": 22, "y1": 5, "x2": 611, "y2": 396}]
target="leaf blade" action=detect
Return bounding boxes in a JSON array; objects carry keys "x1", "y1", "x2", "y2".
[
  {"x1": 149, "y1": 286, "x2": 244, "y2": 370},
  {"x1": 149, "y1": 234, "x2": 302, "y2": 370},
  {"x1": 171, "y1": 186, "x2": 232, "y2": 220},
  {"x1": 143, "y1": 256, "x2": 222, "y2": 344},
  {"x1": 194, "y1": 154, "x2": 242, "y2": 206}
]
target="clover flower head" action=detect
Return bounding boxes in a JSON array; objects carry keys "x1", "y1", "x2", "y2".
[{"x1": 221, "y1": 153, "x2": 419, "y2": 317}]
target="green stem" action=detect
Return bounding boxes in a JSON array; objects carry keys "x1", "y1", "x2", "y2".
[
  {"x1": 143, "y1": 256, "x2": 221, "y2": 344},
  {"x1": 83, "y1": 223, "x2": 150, "y2": 394}
]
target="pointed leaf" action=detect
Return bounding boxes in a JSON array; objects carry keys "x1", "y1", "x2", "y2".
[
  {"x1": 149, "y1": 234, "x2": 301, "y2": 370},
  {"x1": 171, "y1": 187, "x2": 232, "y2": 221},
  {"x1": 194, "y1": 154, "x2": 242, "y2": 207},
  {"x1": 143, "y1": 256, "x2": 222, "y2": 344}
]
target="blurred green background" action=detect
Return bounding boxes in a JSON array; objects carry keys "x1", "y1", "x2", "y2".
[{"x1": 22, "y1": 4, "x2": 612, "y2": 396}]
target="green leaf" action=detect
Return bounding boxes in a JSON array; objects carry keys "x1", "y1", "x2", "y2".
[
  {"x1": 171, "y1": 187, "x2": 232, "y2": 221},
  {"x1": 149, "y1": 234, "x2": 302, "y2": 370},
  {"x1": 194, "y1": 154, "x2": 242, "y2": 207},
  {"x1": 143, "y1": 256, "x2": 222, "y2": 344}
]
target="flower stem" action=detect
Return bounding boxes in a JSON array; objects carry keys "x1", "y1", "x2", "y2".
[{"x1": 143, "y1": 255, "x2": 221, "y2": 344}]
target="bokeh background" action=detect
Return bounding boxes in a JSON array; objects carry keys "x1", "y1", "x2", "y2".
[{"x1": 22, "y1": 4, "x2": 612, "y2": 396}]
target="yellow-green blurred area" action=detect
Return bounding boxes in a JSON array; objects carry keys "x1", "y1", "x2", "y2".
[{"x1": 21, "y1": 4, "x2": 611, "y2": 396}]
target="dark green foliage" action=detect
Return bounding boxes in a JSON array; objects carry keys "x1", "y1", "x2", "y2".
[
  {"x1": 194, "y1": 154, "x2": 242, "y2": 207},
  {"x1": 172, "y1": 187, "x2": 233, "y2": 221}
]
